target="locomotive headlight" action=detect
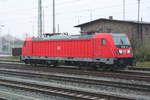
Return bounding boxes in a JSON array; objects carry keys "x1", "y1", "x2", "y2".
[
  {"x1": 127, "y1": 50, "x2": 130, "y2": 54},
  {"x1": 127, "y1": 50, "x2": 133, "y2": 54},
  {"x1": 119, "y1": 50, "x2": 123, "y2": 54}
]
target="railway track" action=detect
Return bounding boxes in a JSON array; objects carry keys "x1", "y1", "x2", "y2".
[
  {"x1": 0, "y1": 60, "x2": 150, "y2": 75},
  {"x1": 0, "y1": 62, "x2": 150, "y2": 82},
  {"x1": 0, "y1": 68, "x2": 150, "y2": 99},
  {"x1": 0, "y1": 76, "x2": 134, "y2": 100},
  {"x1": 0, "y1": 68, "x2": 150, "y2": 92},
  {"x1": 0, "y1": 60, "x2": 150, "y2": 72},
  {"x1": 0, "y1": 60, "x2": 20, "y2": 62},
  {"x1": 0, "y1": 60, "x2": 23, "y2": 65},
  {"x1": 0, "y1": 62, "x2": 150, "y2": 99},
  {"x1": 0, "y1": 69, "x2": 150, "y2": 92}
]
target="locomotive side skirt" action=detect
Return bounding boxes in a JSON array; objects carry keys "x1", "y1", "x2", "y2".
[{"x1": 21, "y1": 56, "x2": 115, "y2": 64}]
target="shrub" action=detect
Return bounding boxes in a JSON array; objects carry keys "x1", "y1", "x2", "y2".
[{"x1": 134, "y1": 40, "x2": 150, "y2": 61}]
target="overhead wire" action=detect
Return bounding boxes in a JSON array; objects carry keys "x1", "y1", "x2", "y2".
[
  {"x1": 56, "y1": 0, "x2": 81, "y2": 6},
  {"x1": 1, "y1": 0, "x2": 149, "y2": 22},
  {"x1": 0, "y1": 0, "x2": 149, "y2": 24},
  {"x1": 0, "y1": 0, "x2": 149, "y2": 16},
  {"x1": 55, "y1": 0, "x2": 150, "y2": 16}
]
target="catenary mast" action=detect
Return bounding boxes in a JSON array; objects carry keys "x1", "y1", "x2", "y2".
[
  {"x1": 38, "y1": 0, "x2": 42, "y2": 37},
  {"x1": 53, "y1": 0, "x2": 56, "y2": 33}
]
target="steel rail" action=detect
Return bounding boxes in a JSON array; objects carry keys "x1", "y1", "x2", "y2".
[
  {"x1": 0, "y1": 60, "x2": 20, "y2": 63},
  {"x1": 0, "y1": 98, "x2": 7, "y2": 100},
  {"x1": 128, "y1": 67, "x2": 150, "y2": 71}
]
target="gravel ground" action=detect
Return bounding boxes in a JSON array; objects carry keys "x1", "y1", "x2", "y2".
[
  {"x1": 0, "y1": 85, "x2": 75, "y2": 100},
  {"x1": 0, "y1": 65, "x2": 150, "y2": 100}
]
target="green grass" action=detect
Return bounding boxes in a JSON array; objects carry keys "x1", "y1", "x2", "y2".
[
  {"x1": 0, "y1": 56, "x2": 20, "y2": 61},
  {"x1": 133, "y1": 61, "x2": 150, "y2": 68}
]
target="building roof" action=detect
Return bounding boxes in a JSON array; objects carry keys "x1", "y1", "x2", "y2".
[{"x1": 74, "y1": 18, "x2": 150, "y2": 27}]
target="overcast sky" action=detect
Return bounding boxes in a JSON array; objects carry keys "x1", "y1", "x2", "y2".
[{"x1": 0, "y1": 0, "x2": 150, "y2": 39}]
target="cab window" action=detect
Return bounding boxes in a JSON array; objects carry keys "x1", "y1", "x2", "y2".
[
  {"x1": 112, "y1": 36, "x2": 130, "y2": 45},
  {"x1": 101, "y1": 38, "x2": 106, "y2": 46}
]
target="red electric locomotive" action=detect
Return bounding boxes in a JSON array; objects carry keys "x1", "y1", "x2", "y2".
[{"x1": 21, "y1": 33, "x2": 134, "y2": 70}]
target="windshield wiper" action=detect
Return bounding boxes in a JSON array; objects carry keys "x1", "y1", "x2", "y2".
[{"x1": 120, "y1": 39, "x2": 124, "y2": 44}]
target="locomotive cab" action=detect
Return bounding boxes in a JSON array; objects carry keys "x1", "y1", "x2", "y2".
[{"x1": 112, "y1": 34, "x2": 134, "y2": 67}]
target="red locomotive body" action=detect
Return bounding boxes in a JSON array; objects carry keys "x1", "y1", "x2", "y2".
[{"x1": 21, "y1": 33, "x2": 134, "y2": 70}]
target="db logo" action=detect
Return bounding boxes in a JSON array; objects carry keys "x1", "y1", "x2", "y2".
[{"x1": 57, "y1": 46, "x2": 61, "y2": 51}]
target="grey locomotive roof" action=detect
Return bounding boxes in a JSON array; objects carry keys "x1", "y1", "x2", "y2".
[
  {"x1": 32, "y1": 35, "x2": 93, "y2": 41},
  {"x1": 32, "y1": 33, "x2": 127, "y2": 41},
  {"x1": 112, "y1": 34, "x2": 127, "y2": 37},
  {"x1": 75, "y1": 18, "x2": 150, "y2": 27}
]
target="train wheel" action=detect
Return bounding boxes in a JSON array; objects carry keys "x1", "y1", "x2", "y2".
[
  {"x1": 98, "y1": 66, "x2": 110, "y2": 72},
  {"x1": 45, "y1": 61, "x2": 52, "y2": 67},
  {"x1": 52, "y1": 61, "x2": 58, "y2": 67},
  {"x1": 24, "y1": 60, "x2": 30, "y2": 64},
  {"x1": 24, "y1": 60, "x2": 28, "y2": 64},
  {"x1": 113, "y1": 65, "x2": 128, "y2": 71},
  {"x1": 119, "y1": 66, "x2": 128, "y2": 71},
  {"x1": 90, "y1": 65, "x2": 97, "y2": 71},
  {"x1": 46, "y1": 63, "x2": 51, "y2": 67},
  {"x1": 78, "y1": 62, "x2": 83, "y2": 70}
]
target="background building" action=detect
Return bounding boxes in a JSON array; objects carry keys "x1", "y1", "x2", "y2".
[
  {"x1": 0, "y1": 34, "x2": 22, "y2": 54},
  {"x1": 75, "y1": 18, "x2": 150, "y2": 42}
]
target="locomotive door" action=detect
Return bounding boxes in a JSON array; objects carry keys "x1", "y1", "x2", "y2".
[
  {"x1": 28, "y1": 40, "x2": 33, "y2": 56},
  {"x1": 94, "y1": 39, "x2": 102, "y2": 57}
]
